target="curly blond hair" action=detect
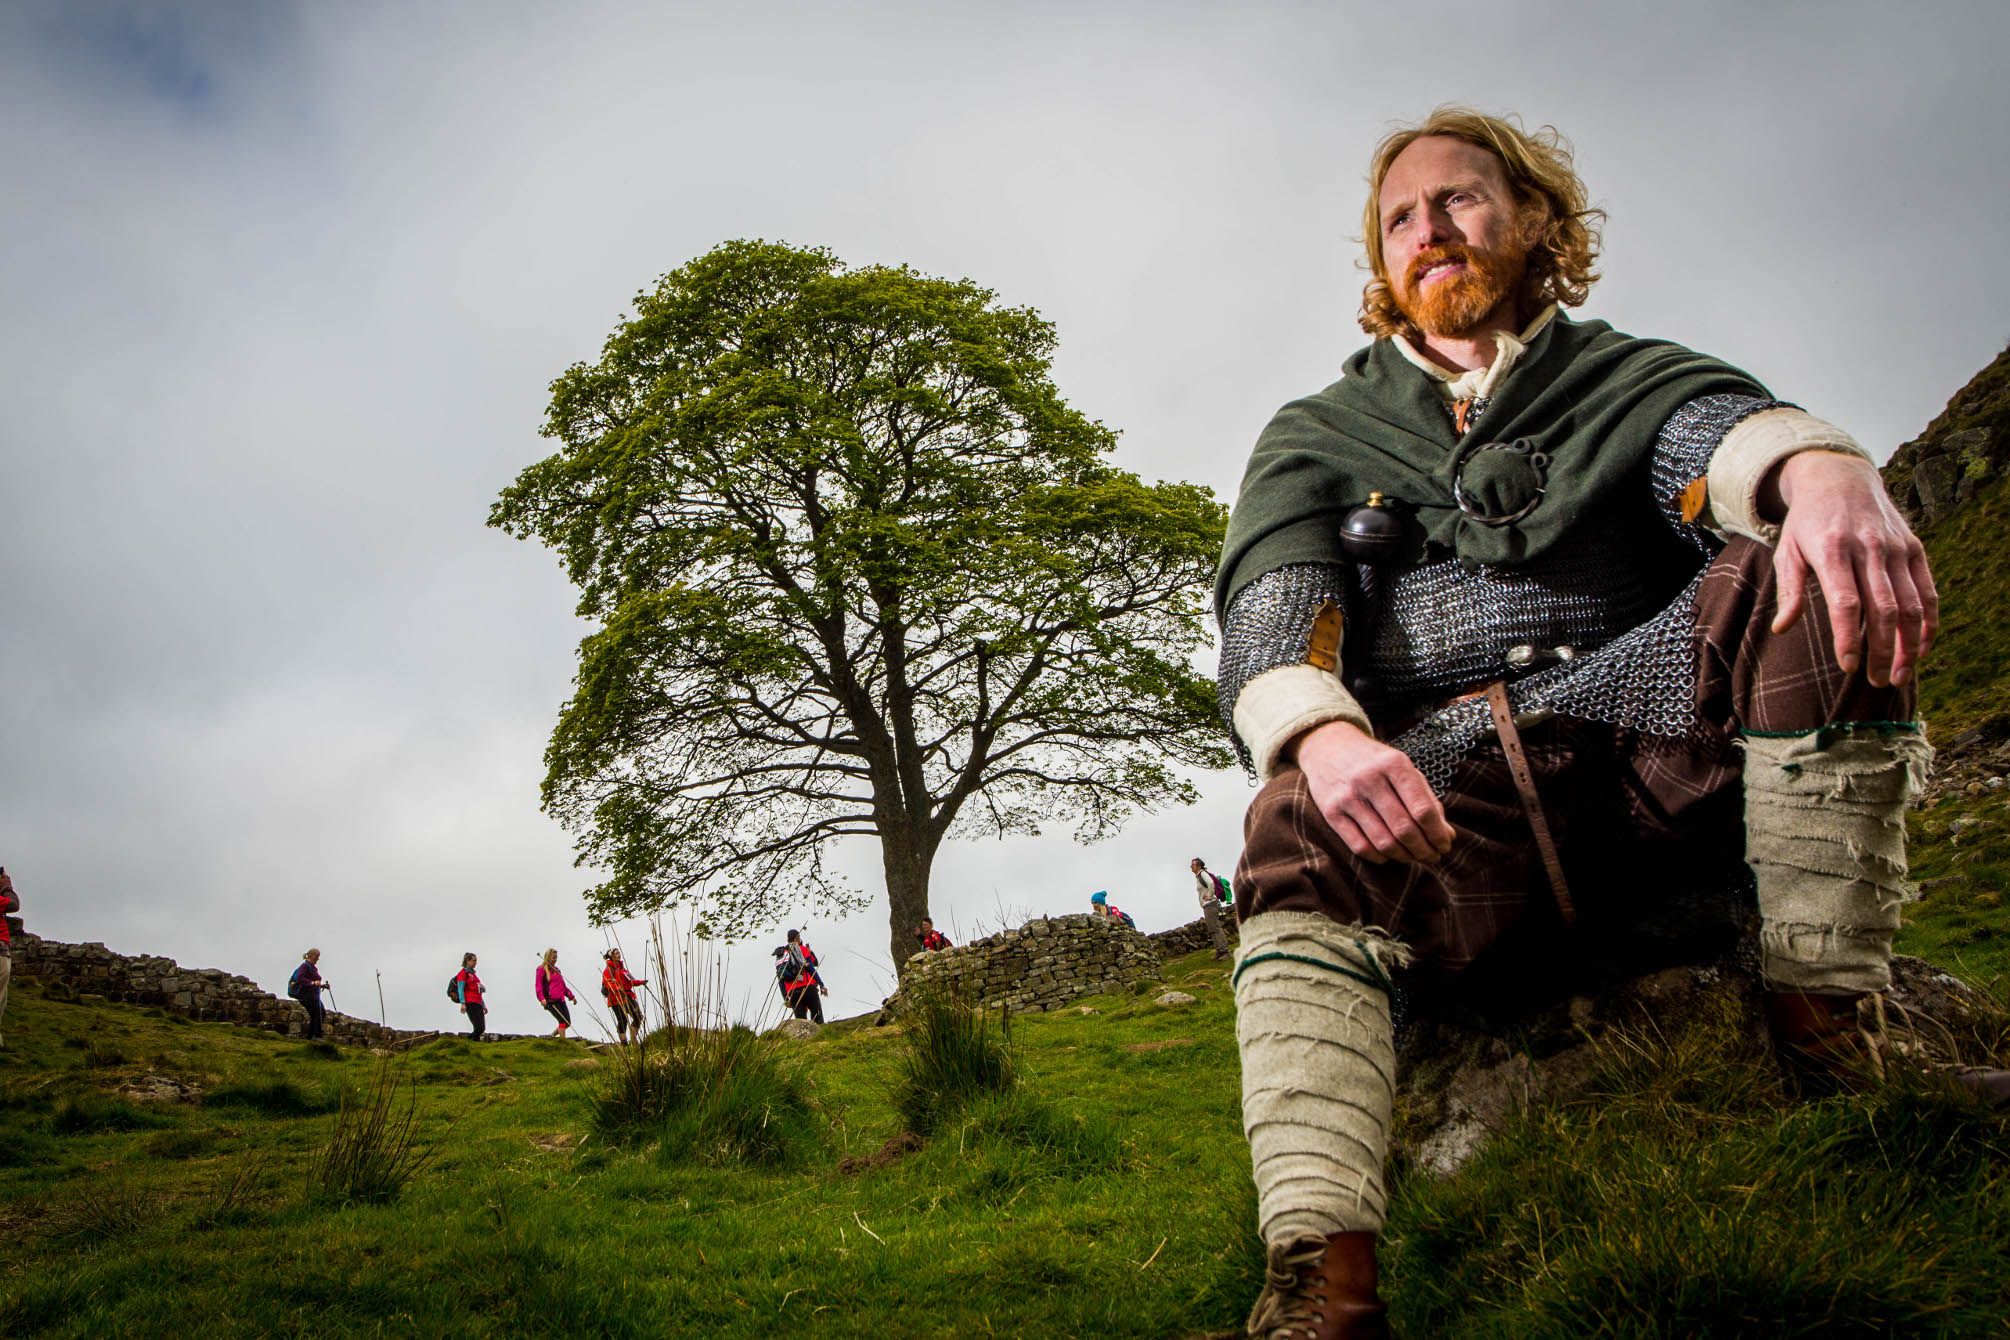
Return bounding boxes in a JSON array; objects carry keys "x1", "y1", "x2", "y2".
[{"x1": 1358, "y1": 107, "x2": 1605, "y2": 340}]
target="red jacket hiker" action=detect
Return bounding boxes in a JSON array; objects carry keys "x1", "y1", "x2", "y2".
[
  {"x1": 601, "y1": 951, "x2": 648, "y2": 1043},
  {"x1": 601, "y1": 959, "x2": 643, "y2": 1005}
]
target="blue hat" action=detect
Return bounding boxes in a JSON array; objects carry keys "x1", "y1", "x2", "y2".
[{"x1": 1090, "y1": 891, "x2": 1107, "y2": 904}]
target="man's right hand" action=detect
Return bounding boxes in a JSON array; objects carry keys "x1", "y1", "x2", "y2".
[{"x1": 1291, "y1": 719, "x2": 1455, "y2": 864}]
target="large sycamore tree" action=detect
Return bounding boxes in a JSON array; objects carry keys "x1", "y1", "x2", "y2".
[{"x1": 492, "y1": 240, "x2": 1230, "y2": 968}]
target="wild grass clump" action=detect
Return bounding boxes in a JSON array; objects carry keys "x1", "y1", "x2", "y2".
[
  {"x1": 47, "y1": 1183, "x2": 160, "y2": 1242},
  {"x1": 50, "y1": 1093, "x2": 171, "y2": 1135},
  {"x1": 82, "y1": 1041, "x2": 127, "y2": 1068},
  {"x1": 204, "y1": 1078, "x2": 337, "y2": 1116},
  {"x1": 312, "y1": 1060, "x2": 431, "y2": 1206},
  {"x1": 953, "y1": 1089, "x2": 1127, "y2": 1175},
  {"x1": 585, "y1": 912, "x2": 824, "y2": 1168},
  {"x1": 192, "y1": 1160, "x2": 266, "y2": 1229},
  {"x1": 593, "y1": 1025, "x2": 820, "y2": 1167},
  {"x1": 894, "y1": 990, "x2": 1017, "y2": 1135}
]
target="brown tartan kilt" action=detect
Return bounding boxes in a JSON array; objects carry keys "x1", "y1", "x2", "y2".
[{"x1": 1232, "y1": 537, "x2": 1914, "y2": 1008}]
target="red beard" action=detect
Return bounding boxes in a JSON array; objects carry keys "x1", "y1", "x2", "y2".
[{"x1": 1394, "y1": 238, "x2": 1529, "y2": 338}]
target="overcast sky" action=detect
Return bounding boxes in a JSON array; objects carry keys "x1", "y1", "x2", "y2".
[{"x1": 4, "y1": 1, "x2": 2005, "y2": 1038}]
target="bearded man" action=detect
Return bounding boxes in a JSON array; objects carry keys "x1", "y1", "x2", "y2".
[{"x1": 1216, "y1": 107, "x2": 2002, "y2": 1340}]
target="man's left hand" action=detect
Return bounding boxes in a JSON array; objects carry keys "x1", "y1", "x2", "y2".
[{"x1": 1766, "y1": 450, "x2": 1938, "y2": 687}]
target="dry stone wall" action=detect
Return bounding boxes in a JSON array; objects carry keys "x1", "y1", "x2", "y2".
[
  {"x1": 897, "y1": 912, "x2": 1222, "y2": 1014},
  {"x1": 5, "y1": 921, "x2": 417, "y2": 1047},
  {"x1": 1147, "y1": 910, "x2": 1239, "y2": 959}
]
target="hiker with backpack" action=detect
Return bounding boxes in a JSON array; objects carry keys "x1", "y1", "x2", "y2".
[
  {"x1": 288, "y1": 948, "x2": 331, "y2": 1039},
  {"x1": 601, "y1": 948, "x2": 646, "y2": 1044},
  {"x1": 1089, "y1": 890, "x2": 1135, "y2": 930},
  {"x1": 1191, "y1": 858, "x2": 1235, "y2": 959},
  {"x1": 773, "y1": 929, "x2": 826, "y2": 1024},
  {"x1": 535, "y1": 948, "x2": 577, "y2": 1037},
  {"x1": 914, "y1": 918, "x2": 952, "y2": 953},
  {"x1": 451, "y1": 952, "x2": 487, "y2": 1040}
]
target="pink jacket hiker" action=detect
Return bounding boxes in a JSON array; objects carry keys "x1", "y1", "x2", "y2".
[{"x1": 535, "y1": 964, "x2": 575, "y2": 1004}]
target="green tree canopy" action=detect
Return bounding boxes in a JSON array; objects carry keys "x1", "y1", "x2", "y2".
[{"x1": 491, "y1": 240, "x2": 1231, "y2": 967}]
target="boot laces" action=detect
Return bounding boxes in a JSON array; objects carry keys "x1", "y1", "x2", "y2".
[{"x1": 1246, "y1": 1234, "x2": 1329, "y2": 1338}]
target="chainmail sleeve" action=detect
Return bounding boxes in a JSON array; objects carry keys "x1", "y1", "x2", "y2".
[
  {"x1": 1216, "y1": 562, "x2": 1352, "y2": 770},
  {"x1": 1649, "y1": 393, "x2": 1793, "y2": 540}
]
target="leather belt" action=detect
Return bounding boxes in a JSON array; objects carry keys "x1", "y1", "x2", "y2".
[{"x1": 1485, "y1": 680, "x2": 1576, "y2": 926}]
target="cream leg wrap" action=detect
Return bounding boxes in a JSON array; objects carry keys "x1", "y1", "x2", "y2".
[
  {"x1": 1234, "y1": 910, "x2": 1410, "y2": 1244},
  {"x1": 1742, "y1": 727, "x2": 1932, "y2": 994}
]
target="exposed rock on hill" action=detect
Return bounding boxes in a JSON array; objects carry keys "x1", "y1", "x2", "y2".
[
  {"x1": 1394, "y1": 953, "x2": 1994, "y2": 1175},
  {"x1": 1881, "y1": 343, "x2": 2010, "y2": 527}
]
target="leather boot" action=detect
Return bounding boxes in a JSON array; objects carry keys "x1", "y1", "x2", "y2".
[
  {"x1": 1765, "y1": 989, "x2": 2010, "y2": 1105},
  {"x1": 1245, "y1": 1231, "x2": 1389, "y2": 1339}
]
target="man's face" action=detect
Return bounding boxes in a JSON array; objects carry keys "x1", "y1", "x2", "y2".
[{"x1": 1377, "y1": 135, "x2": 1531, "y2": 338}]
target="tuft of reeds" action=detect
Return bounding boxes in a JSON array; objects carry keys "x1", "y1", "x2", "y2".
[
  {"x1": 312, "y1": 1058, "x2": 431, "y2": 1205},
  {"x1": 589, "y1": 916, "x2": 821, "y2": 1166},
  {"x1": 893, "y1": 989, "x2": 1017, "y2": 1136}
]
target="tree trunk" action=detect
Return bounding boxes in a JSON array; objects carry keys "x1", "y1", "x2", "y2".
[{"x1": 880, "y1": 826, "x2": 936, "y2": 979}]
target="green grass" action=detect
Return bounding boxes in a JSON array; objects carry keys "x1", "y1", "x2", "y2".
[
  {"x1": 1, "y1": 942, "x2": 2004, "y2": 1337},
  {"x1": 1894, "y1": 472, "x2": 2010, "y2": 988}
]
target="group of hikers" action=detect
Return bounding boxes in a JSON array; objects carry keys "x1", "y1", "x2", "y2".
[
  {"x1": 287, "y1": 944, "x2": 654, "y2": 1044},
  {"x1": 1085, "y1": 857, "x2": 1236, "y2": 956},
  {"x1": 9, "y1": 850, "x2": 1234, "y2": 1054}
]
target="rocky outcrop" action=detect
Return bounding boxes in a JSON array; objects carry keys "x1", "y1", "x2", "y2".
[
  {"x1": 1881, "y1": 344, "x2": 2010, "y2": 528},
  {"x1": 6, "y1": 923, "x2": 422, "y2": 1046},
  {"x1": 896, "y1": 913, "x2": 1164, "y2": 1013},
  {"x1": 1392, "y1": 954, "x2": 1993, "y2": 1176}
]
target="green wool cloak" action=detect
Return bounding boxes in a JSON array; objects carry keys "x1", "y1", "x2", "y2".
[{"x1": 1214, "y1": 313, "x2": 1768, "y2": 623}]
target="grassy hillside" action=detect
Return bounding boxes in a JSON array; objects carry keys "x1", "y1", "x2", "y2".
[
  {"x1": 4, "y1": 949, "x2": 2006, "y2": 1338},
  {"x1": 1892, "y1": 472, "x2": 2010, "y2": 987}
]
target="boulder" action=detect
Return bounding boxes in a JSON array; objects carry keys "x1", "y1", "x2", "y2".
[{"x1": 767, "y1": 1018, "x2": 822, "y2": 1040}]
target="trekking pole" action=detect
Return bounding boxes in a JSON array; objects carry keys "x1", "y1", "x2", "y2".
[
  {"x1": 376, "y1": 970, "x2": 387, "y2": 1025},
  {"x1": 326, "y1": 985, "x2": 340, "y2": 1014}
]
